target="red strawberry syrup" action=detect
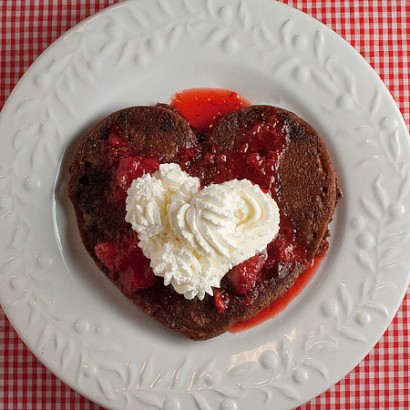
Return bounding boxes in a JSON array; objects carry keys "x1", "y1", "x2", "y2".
[
  {"x1": 171, "y1": 88, "x2": 251, "y2": 131},
  {"x1": 95, "y1": 88, "x2": 324, "y2": 330},
  {"x1": 231, "y1": 256, "x2": 323, "y2": 333}
]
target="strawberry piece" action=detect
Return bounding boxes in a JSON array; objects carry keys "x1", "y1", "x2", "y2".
[
  {"x1": 227, "y1": 253, "x2": 266, "y2": 295},
  {"x1": 107, "y1": 133, "x2": 124, "y2": 147},
  {"x1": 115, "y1": 156, "x2": 159, "y2": 191},
  {"x1": 103, "y1": 133, "x2": 137, "y2": 166},
  {"x1": 94, "y1": 233, "x2": 156, "y2": 294},
  {"x1": 95, "y1": 241, "x2": 117, "y2": 272},
  {"x1": 213, "y1": 289, "x2": 227, "y2": 313},
  {"x1": 271, "y1": 233, "x2": 306, "y2": 263},
  {"x1": 119, "y1": 263, "x2": 156, "y2": 295}
]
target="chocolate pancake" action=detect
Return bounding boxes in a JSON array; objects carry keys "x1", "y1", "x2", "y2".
[{"x1": 69, "y1": 104, "x2": 341, "y2": 340}]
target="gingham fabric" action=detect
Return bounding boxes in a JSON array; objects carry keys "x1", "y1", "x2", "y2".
[{"x1": 0, "y1": 1, "x2": 409, "y2": 409}]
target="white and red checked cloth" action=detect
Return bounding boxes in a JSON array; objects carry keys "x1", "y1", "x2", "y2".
[{"x1": 0, "y1": 1, "x2": 409, "y2": 409}]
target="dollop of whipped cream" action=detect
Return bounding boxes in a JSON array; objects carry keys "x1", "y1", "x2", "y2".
[{"x1": 125, "y1": 163, "x2": 280, "y2": 300}]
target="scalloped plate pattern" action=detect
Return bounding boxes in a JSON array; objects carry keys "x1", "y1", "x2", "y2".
[{"x1": 0, "y1": 1, "x2": 409, "y2": 409}]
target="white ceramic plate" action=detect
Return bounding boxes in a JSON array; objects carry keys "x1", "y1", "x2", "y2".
[{"x1": 0, "y1": 1, "x2": 409, "y2": 409}]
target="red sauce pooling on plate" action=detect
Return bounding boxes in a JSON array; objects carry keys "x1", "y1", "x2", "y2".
[
  {"x1": 171, "y1": 88, "x2": 251, "y2": 132},
  {"x1": 231, "y1": 256, "x2": 323, "y2": 333}
]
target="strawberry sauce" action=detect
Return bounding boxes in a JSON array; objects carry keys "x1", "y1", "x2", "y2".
[
  {"x1": 171, "y1": 88, "x2": 250, "y2": 131},
  {"x1": 95, "y1": 88, "x2": 323, "y2": 330},
  {"x1": 231, "y1": 256, "x2": 323, "y2": 333}
]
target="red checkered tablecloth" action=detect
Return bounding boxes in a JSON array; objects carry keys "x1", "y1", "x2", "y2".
[{"x1": 0, "y1": 1, "x2": 409, "y2": 409}]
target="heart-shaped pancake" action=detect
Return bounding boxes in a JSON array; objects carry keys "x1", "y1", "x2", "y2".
[{"x1": 69, "y1": 102, "x2": 341, "y2": 340}]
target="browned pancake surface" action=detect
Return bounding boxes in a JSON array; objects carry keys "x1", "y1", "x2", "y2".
[{"x1": 69, "y1": 104, "x2": 341, "y2": 340}]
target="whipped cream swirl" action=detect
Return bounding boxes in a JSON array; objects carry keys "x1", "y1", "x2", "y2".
[{"x1": 126, "y1": 163, "x2": 280, "y2": 300}]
